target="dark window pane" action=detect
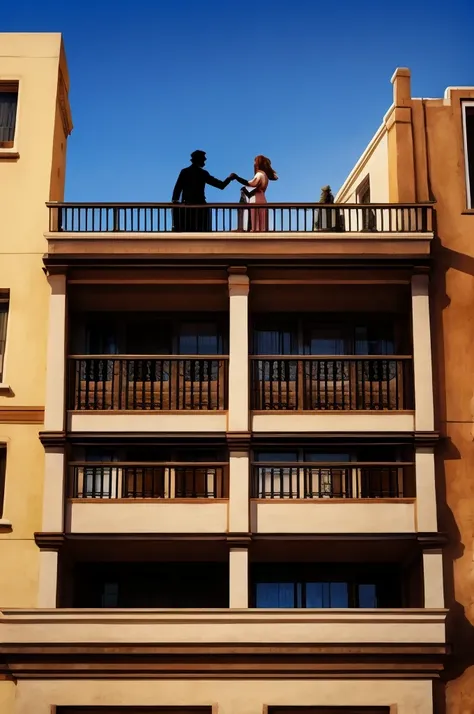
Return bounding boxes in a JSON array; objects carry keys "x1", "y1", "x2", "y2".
[
  {"x1": 256, "y1": 582, "x2": 295, "y2": 608},
  {"x1": 0, "y1": 91, "x2": 17, "y2": 143},
  {"x1": 359, "y1": 583, "x2": 377, "y2": 608}
]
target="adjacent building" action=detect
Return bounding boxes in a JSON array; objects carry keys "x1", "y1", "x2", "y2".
[{"x1": 0, "y1": 33, "x2": 471, "y2": 714}]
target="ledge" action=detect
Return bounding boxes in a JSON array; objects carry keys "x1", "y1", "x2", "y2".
[
  {"x1": 0, "y1": 607, "x2": 447, "y2": 647},
  {"x1": 0, "y1": 152, "x2": 19, "y2": 162},
  {"x1": 0, "y1": 518, "x2": 12, "y2": 531},
  {"x1": 0, "y1": 383, "x2": 12, "y2": 393}
]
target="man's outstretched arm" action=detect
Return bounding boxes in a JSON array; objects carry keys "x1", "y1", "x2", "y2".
[
  {"x1": 172, "y1": 171, "x2": 184, "y2": 202},
  {"x1": 205, "y1": 172, "x2": 233, "y2": 191}
]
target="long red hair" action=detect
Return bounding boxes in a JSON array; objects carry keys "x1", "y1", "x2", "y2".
[{"x1": 254, "y1": 155, "x2": 278, "y2": 181}]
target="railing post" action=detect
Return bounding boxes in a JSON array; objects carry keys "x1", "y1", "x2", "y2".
[
  {"x1": 228, "y1": 268, "x2": 250, "y2": 432},
  {"x1": 411, "y1": 273, "x2": 434, "y2": 430}
]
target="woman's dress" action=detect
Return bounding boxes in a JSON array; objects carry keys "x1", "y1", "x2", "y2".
[{"x1": 247, "y1": 170, "x2": 269, "y2": 232}]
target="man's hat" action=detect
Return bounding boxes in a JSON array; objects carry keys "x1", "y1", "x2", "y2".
[{"x1": 191, "y1": 150, "x2": 206, "y2": 160}]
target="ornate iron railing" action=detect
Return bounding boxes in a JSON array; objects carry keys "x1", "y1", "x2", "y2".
[
  {"x1": 250, "y1": 356, "x2": 413, "y2": 411},
  {"x1": 69, "y1": 462, "x2": 228, "y2": 499},
  {"x1": 251, "y1": 462, "x2": 413, "y2": 499},
  {"x1": 69, "y1": 356, "x2": 228, "y2": 411}
]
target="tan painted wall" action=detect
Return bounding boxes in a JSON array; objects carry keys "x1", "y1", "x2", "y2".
[
  {"x1": 252, "y1": 500, "x2": 416, "y2": 534},
  {"x1": 252, "y1": 412, "x2": 414, "y2": 432},
  {"x1": 336, "y1": 125, "x2": 390, "y2": 203},
  {"x1": 0, "y1": 34, "x2": 71, "y2": 607},
  {"x1": 337, "y1": 67, "x2": 474, "y2": 714},
  {"x1": 67, "y1": 501, "x2": 229, "y2": 534},
  {"x1": 68, "y1": 411, "x2": 228, "y2": 432},
  {"x1": 13, "y1": 678, "x2": 434, "y2": 714}
]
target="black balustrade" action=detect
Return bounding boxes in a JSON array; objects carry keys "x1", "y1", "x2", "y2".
[
  {"x1": 251, "y1": 462, "x2": 412, "y2": 499},
  {"x1": 250, "y1": 356, "x2": 413, "y2": 411},
  {"x1": 69, "y1": 462, "x2": 228, "y2": 499},
  {"x1": 48, "y1": 202, "x2": 433, "y2": 234},
  {"x1": 69, "y1": 356, "x2": 228, "y2": 411}
]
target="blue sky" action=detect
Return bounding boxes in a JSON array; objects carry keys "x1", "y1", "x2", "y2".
[{"x1": 3, "y1": 0, "x2": 473, "y2": 202}]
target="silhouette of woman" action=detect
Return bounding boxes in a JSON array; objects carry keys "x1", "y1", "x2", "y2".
[{"x1": 232, "y1": 156, "x2": 278, "y2": 232}]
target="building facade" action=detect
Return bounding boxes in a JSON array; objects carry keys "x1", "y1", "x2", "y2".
[{"x1": 0, "y1": 35, "x2": 465, "y2": 714}]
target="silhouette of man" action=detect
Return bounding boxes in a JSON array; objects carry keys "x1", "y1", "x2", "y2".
[{"x1": 172, "y1": 150, "x2": 234, "y2": 231}]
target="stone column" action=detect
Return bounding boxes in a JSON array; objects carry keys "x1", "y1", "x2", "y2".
[
  {"x1": 44, "y1": 272, "x2": 67, "y2": 432},
  {"x1": 228, "y1": 268, "x2": 250, "y2": 433},
  {"x1": 411, "y1": 274, "x2": 434, "y2": 432},
  {"x1": 39, "y1": 271, "x2": 67, "y2": 608},
  {"x1": 229, "y1": 545, "x2": 249, "y2": 608},
  {"x1": 35, "y1": 534, "x2": 64, "y2": 608},
  {"x1": 415, "y1": 446, "x2": 438, "y2": 532},
  {"x1": 423, "y1": 549, "x2": 444, "y2": 608},
  {"x1": 228, "y1": 446, "x2": 250, "y2": 534}
]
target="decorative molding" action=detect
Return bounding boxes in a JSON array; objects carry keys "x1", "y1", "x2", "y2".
[
  {"x1": 414, "y1": 431, "x2": 440, "y2": 447},
  {"x1": 0, "y1": 641, "x2": 447, "y2": 679},
  {"x1": 418, "y1": 532, "x2": 449, "y2": 549},
  {"x1": 39, "y1": 431, "x2": 67, "y2": 447},
  {"x1": 227, "y1": 533, "x2": 252, "y2": 547},
  {"x1": 34, "y1": 532, "x2": 65, "y2": 551},
  {"x1": 226, "y1": 432, "x2": 252, "y2": 450},
  {"x1": 0, "y1": 152, "x2": 20, "y2": 162},
  {"x1": 0, "y1": 407, "x2": 44, "y2": 424}
]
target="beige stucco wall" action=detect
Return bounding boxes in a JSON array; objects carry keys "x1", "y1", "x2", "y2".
[
  {"x1": 0, "y1": 33, "x2": 71, "y2": 607},
  {"x1": 252, "y1": 412, "x2": 414, "y2": 432},
  {"x1": 252, "y1": 500, "x2": 416, "y2": 534},
  {"x1": 67, "y1": 500, "x2": 229, "y2": 534},
  {"x1": 337, "y1": 67, "x2": 474, "y2": 714},
  {"x1": 12, "y1": 677, "x2": 434, "y2": 714},
  {"x1": 68, "y1": 411, "x2": 228, "y2": 432},
  {"x1": 336, "y1": 125, "x2": 390, "y2": 203}
]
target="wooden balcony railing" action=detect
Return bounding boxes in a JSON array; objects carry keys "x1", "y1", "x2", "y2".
[
  {"x1": 250, "y1": 356, "x2": 413, "y2": 411},
  {"x1": 69, "y1": 462, "x2": 228, "y2": 499},
  {"x1": 251, "y1": 462, "x2": 413, "y2": 499},
  {"x1": 69, "y1": 356, "x2": 228, "y2": 411},
  {"x1": 47, "y1": 202, "x2": 433, "y2": 234}
]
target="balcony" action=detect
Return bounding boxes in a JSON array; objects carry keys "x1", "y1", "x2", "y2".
[
  {"x1": 251, "y1": 356, "x2": 414, "y2": 432},
  {"x1": 250, "y1": 460, "x2": 416, "y2": 534},
  {"x1": 67, "y1": 355, "x2": 229, "y2": 431},
  {"x1": 66, "y1": 460, "x2": 228, "y2": 533},
  {"x1": 45, "y1": 202, "x2": 434, "y2": 264}
]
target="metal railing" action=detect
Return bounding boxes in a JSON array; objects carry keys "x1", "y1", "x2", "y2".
[
  {"x1": 250, "y1": 356, "x2": 413, "y2": 411},
  {"x1": 69, "y1": 462, "x2": 228, "y2": 499},
  {"x1": 47, "y1": 202, "x2": 433, "y2": 234},
  {"x1": 69, "y1": 356, "x2": 228, "y2": 411},
  {"x1": 251, "y1": 462, "x2": 412, "y2": 499}
]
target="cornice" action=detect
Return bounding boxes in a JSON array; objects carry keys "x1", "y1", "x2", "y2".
[{"x1": 34, "y1": 532, "x2": 66, "y2": 551}]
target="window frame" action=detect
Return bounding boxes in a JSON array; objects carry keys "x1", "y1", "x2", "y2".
[
  {"x1": 0, "y1": 444, "x2": 6, "y2": 519},
  {"x1": 0, "y1": 290, "x2": 10, "y2": 384},
  {"x1": 0, "y1": 80, "x2": 20, "y2": 153},
  {"x1": 462, "y1": 100, "x2": 474, "y2": 209}
]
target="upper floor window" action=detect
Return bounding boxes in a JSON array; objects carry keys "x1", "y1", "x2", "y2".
[
  {"x1": 0, "y1": 82, "x2": 19, "y2": 148},
  {"x1": 462, "y1": 102, "x2": 474, "y2": 208},
  {"x1": 0, "y1": 290, "x2": 9, "y2": 382}
]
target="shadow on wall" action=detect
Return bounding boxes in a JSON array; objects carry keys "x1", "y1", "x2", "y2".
[{"x1": 430, "y1": 228, "x2": 474, "y2": 712}]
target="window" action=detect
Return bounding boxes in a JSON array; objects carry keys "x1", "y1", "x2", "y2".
[
  {"x1": 0, "y1": 445, "x2": 5, "y2": 518},
  {"x1": 463, "y1": 102, "x2": 474, "y2": 208},
  {"x1": 0, "y1": 291, "x2": 9, "y2": 382},
  {"x1": 0, "y1": 83, "x2": 18, "y2": 148},
  {"x1": 253, "y1": 450, "x2": 352, "y2": 499},
  {"x1": 252, "y1": 564, "x2": 401, "y2": 608}
]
